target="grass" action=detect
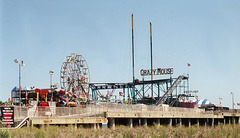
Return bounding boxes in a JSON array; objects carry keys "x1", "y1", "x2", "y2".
[{"x1": 0, "y1": 124, "x2": 240, "y2": 138}]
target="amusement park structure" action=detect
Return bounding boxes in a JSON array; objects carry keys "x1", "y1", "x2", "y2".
[
  {"x1": 88, "y1": 75, "x2": 193, "y2": 107},
  {"x1": 11, "y1": 14, "x2": 196, "y2": 108},
  {"x1": 60, "y1": 53, "x2": 90, "y2": 95},
  {"x1": 87, "y1": 14, "x2": 195, "y2": 107},
  {"x1": 11, "y1": 52, "x2": 194, "y2": 108},
  {"x1": 8, "y1": 14, "x2": 237, "y2": 129}
]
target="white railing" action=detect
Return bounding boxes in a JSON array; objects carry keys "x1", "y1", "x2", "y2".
[
  {"x1": 14, "y1": 106, "x2": 28, "y2": 121},
  {"x1": 97, "y1": 103, "x2": 206, "y2": 115},
  {"x1": 13, "y1": 103, "x2": 208, "y2": 119}
]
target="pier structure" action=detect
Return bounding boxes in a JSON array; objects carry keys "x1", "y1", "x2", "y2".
[{"x1": 8, "y1": 103, "x2": 240, "y2": 129}]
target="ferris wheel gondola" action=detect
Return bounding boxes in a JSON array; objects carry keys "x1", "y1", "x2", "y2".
[{"x1": 60, "y1": 53, "x2": 90, "y2": 96}]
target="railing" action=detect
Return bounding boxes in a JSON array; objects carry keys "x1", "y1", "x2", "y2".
[
  {"x1": 100, "y1": 103, "x2": 206, "y2": 115},
  {"x1": 14, "y1": 106, "x2": 28, "y2": 121},
  {"x1": 13, "y1": 103, "x2": 208, "y2": 119}
]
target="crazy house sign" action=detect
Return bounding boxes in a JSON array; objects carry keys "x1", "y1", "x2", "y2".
[
  {"x1": 140, "y1": 68, "x2": 173, "y2": 76},
  {"x1": 0, "y1": 107, "x2": 14, "y2": 127}
]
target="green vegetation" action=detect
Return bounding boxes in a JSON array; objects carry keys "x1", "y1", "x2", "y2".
[{"x1": 0, "y1": 124, "x2": 240, "y2": 138}]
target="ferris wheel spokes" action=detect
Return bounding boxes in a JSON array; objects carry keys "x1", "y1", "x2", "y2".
[{"x1": 60, "y1": 54, "x2": 90, "y2": 96}]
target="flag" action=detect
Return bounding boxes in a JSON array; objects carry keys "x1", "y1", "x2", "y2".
[
  {"x1": 119, "y1": 92, "x2": 125, "y2": 96},
  {"x1": 107, "y1": 91, "x2": 112, "y2": 96},
  {"x1": 237, "y1": 103, "x2": 240, "y2": 106},
  {"x1": 187, "y1": 63, "x2": 191, "y2": 67}
]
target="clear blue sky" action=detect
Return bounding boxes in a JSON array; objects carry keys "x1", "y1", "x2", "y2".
[{"x1": 1, "y1": 0, "x2": 240, "y2": 108}]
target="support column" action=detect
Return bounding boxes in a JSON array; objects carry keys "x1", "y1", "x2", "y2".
[
  {"x1": 233, "y1": 117, "x2": 235, "y2": 127},
  {"x1": 239, "y1": 117, "x2": 240, "y2": 126},
  {"x1": 170, "y1": 119, "x2": 172, "y2": 128},
  {"x1": 139, "y1": 119, "x2": 141, "y2": 126},
  {"x1": 75, "y1": 124, "x2": 77, "y2": 130},
  {"x1": 205, "y1": 119, "x2": 207, "y2": 128},
  {"x1": 128, "y1": 118, "x2": 133, "y2": 128},
  {"x1": 109, "y1": 118, "x2": 115, "y2": 129},
  {"x1": 197, "y1": 119, "x2": 199, "y2": 128},
  {"x1": 229, "y1": 118, "x2": 231, "y2": 124},
  {"x1": 224, "y1": 118, "x2": 226, "y2": 125},
  {"x1": 189, "y1": 119, "x2": 191, "y2": 128},
  {"x1": 207, "y1": 118, "x2": 209, "y2": 127},
  {"x1": 97, "y1": 123, "x2": 100, "y2": 129},
  {"x1": 179, "y1": 118, "x2": 182, "y2": 128},
  {"x1": 157, "y1": 119, "x2": 160, "y2": 126},
  {"x1": 142, "y1": 118, "x2": 147, "y2": 126},
  {"x1": 93, "y1": 124, "x2": 97, "y2": 129},
  {"x1": 212, "y1": 118, "x2": 214, "y2": 128},
  {"x1": 31, "y1": 121, "x2": 34, "y2": 127}
]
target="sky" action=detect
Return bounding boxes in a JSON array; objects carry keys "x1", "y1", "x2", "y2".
[{"x1": 1, "y1": 0, "x2": 240, "y2": 108}]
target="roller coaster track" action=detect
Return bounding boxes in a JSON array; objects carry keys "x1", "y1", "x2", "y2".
[{"x1": 156, "y1": 75, "x2": 184, "y2": 106}]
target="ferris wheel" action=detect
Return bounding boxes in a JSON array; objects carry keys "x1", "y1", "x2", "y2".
[{"x1": 60, "y1": 53, "x2": 90, "y2": 95}]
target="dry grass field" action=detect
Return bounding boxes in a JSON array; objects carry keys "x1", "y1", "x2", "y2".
[{"x1": 0, "y1": 123, "x2": 239, "y2": 138}]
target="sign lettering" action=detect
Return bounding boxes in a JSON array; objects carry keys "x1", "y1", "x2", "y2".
[{"x1": 140, "y1": 68, "x2": 173, "y2": 76}]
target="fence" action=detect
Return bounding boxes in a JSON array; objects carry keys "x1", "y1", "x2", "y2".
[
  {"x1": 94, "y1": 103, "x2": 206, "y2": 115},
  {"x1": 24, "y1": 103, "x2": 207, "y2": 118},
  {"x1": 14, "y1": 106, "x2": 28, "y2": 121}
]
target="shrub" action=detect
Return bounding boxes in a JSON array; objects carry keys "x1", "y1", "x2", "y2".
[
  {"x1": 75, "y1": 132, "x2": 85, "y2": 138},
  {"x1": 123, "y1": 130, "x2": 133, "y2": 138},
  {"x1": 185, "y1": 127, "x2": 196, "y2": 137},
  {"x1": 0, "y1": 130, "x2": 10, "y2": 138},
  {"x1": 34, "y1": 130, "x2": 45, "y2": 138}
]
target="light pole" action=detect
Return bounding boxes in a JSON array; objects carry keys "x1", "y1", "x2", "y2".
[
  {"x1": 231, "y1": 92, "x2": 234, "y2": 109},
  {"x1": 49, "y1": 70, "x2": 54, "y2": 89},
  {"x1": 14, "y1": 59, "x2": 25, "y2": 105}
]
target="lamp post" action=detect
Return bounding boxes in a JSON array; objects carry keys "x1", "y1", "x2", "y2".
[
  {"x1": 14, "y1": 59, "x2": 25, "y2": 105},
  {"x1": 49, "y1": 70, "x2": 54, "y2": 89},
  {"x1": 231, "y1": 92, "x2": 234, "y2": 109}
]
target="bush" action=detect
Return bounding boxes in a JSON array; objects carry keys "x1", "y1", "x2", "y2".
[
  {"x1": 75, "y1": 132, "x2": 84, "y2": 138},
  {"x1": 34, "y1": 130, "x2": 45, "y2": 138},
  {"x1": 2, "y1": 124, "x2": 240, "y2": 138},
  {"x1": 0, "y1": 130, "x2": 9, "y2": 138}
]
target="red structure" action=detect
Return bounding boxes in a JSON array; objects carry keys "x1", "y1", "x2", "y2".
[{"x1": 34, "y1": 89, "x2": 51, "y2": 117}]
